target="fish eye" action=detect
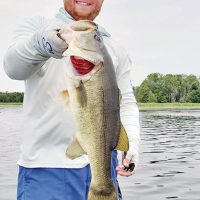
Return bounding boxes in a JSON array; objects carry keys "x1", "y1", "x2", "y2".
[
  {"x1": 94, "y1": 34, "x2": 101, "y2": 42},
  {"x1": 94, "y1": 30, "x2": 102, "y2": 42}
]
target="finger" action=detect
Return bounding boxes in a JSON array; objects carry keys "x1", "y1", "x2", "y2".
[
  {"x1": 116, "y1": 166, "x2": 134, "y2": 175},
  {"x1": 57, "y1": 32, "x2": 64, "y2": 41},
  {"x1": 49, "y1": 31, "x2": 68, "y2": 49},
  {"x1": 116, "y1": 167, "x2": 133, "y2": 177},
  {"x1": 123, "y1": 158, "x2": 130, "y2": 168},
  {"x1": 60, "y1": 28, "x2": 73, "y2": 44},
  {"x1": 61, "y1": 32, "x2": 73, "y2": 44},
  {"x1": 116, "y1": 166, "x2": 121, "y2": 172},
  {"x1": 118, "y1": 171, "x2": 133, "y2": 177}
]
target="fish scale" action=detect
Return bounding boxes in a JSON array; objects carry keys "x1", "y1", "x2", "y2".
[{"x1": 60, "y1": 20, "x2": 129, "y2": 200}]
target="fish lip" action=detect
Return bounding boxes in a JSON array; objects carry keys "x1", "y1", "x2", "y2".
[{"x1": 68, "y1": 50, "x2": 103, "y2": 66}]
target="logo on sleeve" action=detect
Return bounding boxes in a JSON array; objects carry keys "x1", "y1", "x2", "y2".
[{"x1": 42, "y1": 37, "x2": 54, "y2": 54}]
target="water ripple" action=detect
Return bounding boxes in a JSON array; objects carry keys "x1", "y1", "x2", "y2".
[
  {"x1": 119, "y1": 109, "x2": 200, "y2": 200},
  {"x1": 1, "y1": 107, "x2": 200, "y2": 200}
]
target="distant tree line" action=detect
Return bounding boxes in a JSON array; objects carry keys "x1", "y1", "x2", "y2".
[
  {"x1": 0, "y1": 92, "x2": 23, "y2": 103},
  {"x1": 134, "y1": 73, "x2": 200, "y2": 103},
  {"x1": 1, "y1": 74, "x2": 200, "y2": 103}
]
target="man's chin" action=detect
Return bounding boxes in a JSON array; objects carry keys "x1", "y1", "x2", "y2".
[{"x1": 73, "y1": 11, "x2": 95, "y2": 21}]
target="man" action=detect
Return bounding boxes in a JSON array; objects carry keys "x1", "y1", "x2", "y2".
[{"x1": 4, "y1": 0, "x2": 140, "y2": 199}]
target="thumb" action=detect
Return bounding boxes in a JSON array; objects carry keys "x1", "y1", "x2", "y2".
[
  {"x1": 122, "y1": 158, "x2": 130, "y2": 167},
  {"x1": 59, "y1": 27, "x2": 73, "y2": 44}
]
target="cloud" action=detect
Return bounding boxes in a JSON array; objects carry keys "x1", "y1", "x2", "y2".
[{"x1": 0, "y1": 0, "x2": 200, "y2": 91}]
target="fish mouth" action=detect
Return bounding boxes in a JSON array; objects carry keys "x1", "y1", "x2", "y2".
[
  {"x1": 72, "y1": 62, "x2": 102, "y2": 81},
  {"x1": 63, "y1": 46, "x2": 103, "y2": 66},
  {"x1": 77, "y1": 55, "x2": 102, "y2": 67},
  {"x1": 70, "y1": 56, "x2": 95, "y2": 75},
  {"x1": 68, "y1": 47, "x2": 103, "y2": 66},
  {"x1": 68, "y1": 55, "x2": 103, "y2": 80}
]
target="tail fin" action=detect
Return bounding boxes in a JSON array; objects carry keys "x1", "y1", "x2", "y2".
[{"x1": 88, "y1": 184, "x2": 116, "y2": 200}]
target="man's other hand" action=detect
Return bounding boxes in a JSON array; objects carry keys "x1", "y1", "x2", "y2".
[{"x1": 116, "y1": 151, "x2": 136, "y2": 177}]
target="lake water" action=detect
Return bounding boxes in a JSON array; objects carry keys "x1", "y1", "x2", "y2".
[{"x1": 0, "y1": 106, "x2": 200, "y2": 200}]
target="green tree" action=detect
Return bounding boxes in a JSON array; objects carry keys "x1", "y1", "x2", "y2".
[
  {"x1": 186, "y1": 88, "x2": 200, "y2": 103},
  {"x1": 135, "y1": 80, "x2": 158, "y2": 103},
  {"x1": 135, "y1": 80, "x2": 151, "y2": 103},
  {"x1": 147, "y1": 73, "x2": 162, "y2": 92},
  {"x1": 134, "y1": 73, "x2": 200, "y2": 103},
  {"x1": 0, "y1": 92, "x2": 24, "y2": 103},
  {"x1": 162, "y1": 74, "x2": 181, "y2": 102},
  {"x1": 148, "y1": 91, "x2": 157, "y2": 102},
  {"x1": 185, "y1": 75, "x2": 200, "y2": 94}
]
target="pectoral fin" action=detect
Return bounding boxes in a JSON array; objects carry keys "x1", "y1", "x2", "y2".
[
  {"x1": 58, "y1": 90, "x2": 70, "y2": 107},
  {"x1": 76, "y1": 80, "x2": 87, "y2": 107},
  {"x1": 66, "y1": 137, "x2": 86, "y2": 159},
  {"x1": 59, "y1": 90, "x2": 69, "y2": 99},
  {"x1": 115, "y1": 123, "x2": 129, "y2": 151}
]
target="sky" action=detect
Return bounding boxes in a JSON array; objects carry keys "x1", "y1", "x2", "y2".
[{"x1": 0, "y1": 0, "x2": 200, "y2": 91}]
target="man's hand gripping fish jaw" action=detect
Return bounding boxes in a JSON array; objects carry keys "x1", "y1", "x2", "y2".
[{"x1": 60, "y1": 20, "x2": 104, "y2": 66}]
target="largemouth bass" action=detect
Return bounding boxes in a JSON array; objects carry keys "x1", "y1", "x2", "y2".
[{"x1": 60, "y1": 21, "x2": 129, "y2": 200}]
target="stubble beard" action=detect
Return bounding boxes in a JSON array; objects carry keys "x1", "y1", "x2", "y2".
[{"x1": 65, "y1": 6, "x2": 101, "y2": 21}]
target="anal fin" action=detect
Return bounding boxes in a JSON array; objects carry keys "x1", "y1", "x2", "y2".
[
  {"x1": 115, "y1": 122, "x2": 129, "y2": 151},
  {"x1": 66, "y1": 137, "x2": 86, "y2": 159}
]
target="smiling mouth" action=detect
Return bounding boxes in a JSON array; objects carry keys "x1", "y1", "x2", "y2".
[{"x1": 75, "y1": 1, "x2": 92, "y2": 6}]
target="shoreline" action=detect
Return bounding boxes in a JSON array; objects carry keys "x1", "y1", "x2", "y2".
[
  {"x1": 139, "y1": 103, "x2": 200, "y2": 110},
  {"x1": 1, "y1": 102, "x2": 200, "y2": 109},
  {"x1": 0, "y1": 103, "x2": 22, "y2": 107}
]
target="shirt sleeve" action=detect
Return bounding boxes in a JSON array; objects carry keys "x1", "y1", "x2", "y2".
[
  {"x1": 116, "y1": 48, "x2": 140, "y2": 165},
  {"x1": 3, "y1": 16, "x2": 49, "y2": 80}
]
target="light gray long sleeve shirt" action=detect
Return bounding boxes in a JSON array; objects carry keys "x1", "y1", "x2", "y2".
[{"x1": 3, "y1": 8, "x2": 140, "y2": 168}]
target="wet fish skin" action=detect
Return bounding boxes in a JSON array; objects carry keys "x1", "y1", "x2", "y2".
[{"x1": 61, "y1": 20, "x2": 129, "y2": 200}]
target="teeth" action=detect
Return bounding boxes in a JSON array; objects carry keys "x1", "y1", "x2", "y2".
[{"x1": 76, "y1": 1, "x2": 90, "y2": 6}]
